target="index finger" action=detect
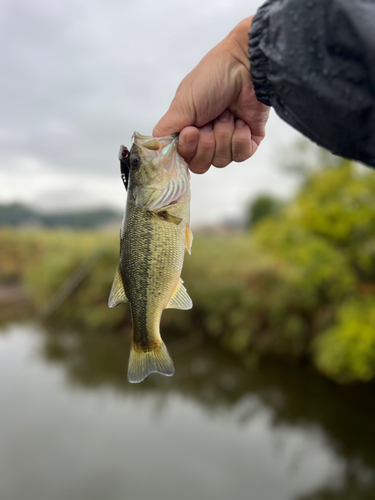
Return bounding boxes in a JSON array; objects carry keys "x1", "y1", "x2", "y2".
[{"x1": 177, "y1": 126, "x2": 199, "y2": 164}]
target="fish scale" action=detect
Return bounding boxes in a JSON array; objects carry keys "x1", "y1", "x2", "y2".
[{"x1": 122, "y1": 193, "x2": 185, "y2": 349}]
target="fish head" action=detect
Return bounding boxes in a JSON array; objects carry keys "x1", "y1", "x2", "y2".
[{"x1": 128, "y1": 132, "x2": 190, "y2": 211}]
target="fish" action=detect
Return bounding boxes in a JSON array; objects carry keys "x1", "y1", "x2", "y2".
[{"x1": 108, "y1": 132, "x2": 193, "y2": 383}]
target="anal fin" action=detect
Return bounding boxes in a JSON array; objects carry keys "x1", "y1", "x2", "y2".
[
  {"x1": 166, "y1": 278, "x2": 192, "y2": 310},
  {"x1": 185, "y1": 223, "x2": 193, "y2": 255},
  {"x1": 108, "y1": 265, "x2": 128, "y2": 308}
]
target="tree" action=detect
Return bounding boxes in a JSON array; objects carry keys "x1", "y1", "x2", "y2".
[{"x1": 246, "y1": 195, "x2": 281, "y2": 228}]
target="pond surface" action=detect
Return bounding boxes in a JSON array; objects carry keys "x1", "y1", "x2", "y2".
[{"x1": 1, "y1": 323, "x2": 375, "y2": 500}]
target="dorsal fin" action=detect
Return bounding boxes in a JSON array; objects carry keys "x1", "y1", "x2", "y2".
[
  {"x1": 166, "y1": 278, "x2": 192, "y2": 310},
  {"x1": 108, "y1": 265, "x2": 128, "y2": 308}
]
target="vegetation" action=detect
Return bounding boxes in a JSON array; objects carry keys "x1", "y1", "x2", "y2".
[
  {"x1": 0, "y1": 203, "x2": 121, "y2": 228},
  {"x1": 246, "y1": 194, "x2": 282, "y2": 228},
  {"x1": 252, "y1": 160, "x2": 375, "y2": 382},
  {"x1": 2, "y1": 159, "x2": 375, "y2": 384}
]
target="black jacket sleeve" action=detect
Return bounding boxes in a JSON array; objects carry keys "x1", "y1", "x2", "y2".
[{"x1": 248, "y1": 0, "x2": 375, "y2": 168}]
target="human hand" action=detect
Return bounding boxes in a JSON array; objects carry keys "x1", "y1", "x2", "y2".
[{"x1": 153, "y1": 17, "x2": 270, "y2": 174}]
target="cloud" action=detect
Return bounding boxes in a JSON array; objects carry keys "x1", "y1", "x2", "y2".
[
  {"x1": 0, "y1": 0, "x2": 304, "y2": 223},
  {"x1": 0, "y1": 151, "x2": 125, "y2": 210}
]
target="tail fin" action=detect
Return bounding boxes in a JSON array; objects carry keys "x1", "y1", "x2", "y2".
[{"x1": 128, "y1": 341, "x2": 175, "y2": 383}]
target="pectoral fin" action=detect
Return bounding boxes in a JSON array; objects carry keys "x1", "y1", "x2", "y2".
[
  {"x1": 166, "y1": 278, "x2": 192, "y2": 310},
  {"x1": 155, "y1": 210, "x2": 182, "y2": 225},
  {"x1": 108, "y1": 265, "x2": 128, "y2": 308},
  {"x1": 185, "y1": 223, "x2": 193, "y2": 254}
]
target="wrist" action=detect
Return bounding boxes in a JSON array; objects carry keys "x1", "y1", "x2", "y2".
[{"x1": 225, "y1": 17, "x2": 253, "y2": 69}]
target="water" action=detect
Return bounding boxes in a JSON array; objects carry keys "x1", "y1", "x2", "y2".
[{"x1": 1, "y1": 323, "x2": 375, "y2": 500}]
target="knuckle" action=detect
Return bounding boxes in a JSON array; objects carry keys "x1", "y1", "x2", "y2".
[
  {"x1": 189, "y1": 161, "x2": 210, "y2": 174},
  {"x1": 213, "y1": 155, "x2": 231, "y2": 168},
  {"x1": 215, "y1": 129, "x2": 232, "y2": 146},
  {"x1": 214, "y1": 118, "x2": 234, "y2": 135},
  {"x1": 232, "y1": 134, "x2": 251, "y2": 163},
  {"x1": 178, "y1": 142, "x2": 197, "y2": 162},
  {"x1": 199, "y1": 138, "x2": 215, "y2": 153},
  {"x1": 190, "y1": 150, "x2": 213, "y2": 172},
  {"x1": 232, "y1": 150, "x2": 250, "y2": 162}
]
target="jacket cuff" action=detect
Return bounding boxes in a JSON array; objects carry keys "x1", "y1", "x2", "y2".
[{"x1": 248, "y1": 0, "x2": 276, "y2": 107}]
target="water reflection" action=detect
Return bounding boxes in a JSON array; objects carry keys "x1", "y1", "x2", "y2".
[{"x1": 1, "y1": 323, "x2": 375, "y2": 500}]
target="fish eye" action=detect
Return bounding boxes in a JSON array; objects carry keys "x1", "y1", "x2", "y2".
[
  {"x1": 131, "y1": 155, "x2": 140, "y2": 166},
  {"x1": 122, "y1": 149, "x2": 129, "y2": 159}
]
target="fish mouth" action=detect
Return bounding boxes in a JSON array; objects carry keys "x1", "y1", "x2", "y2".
[
  {"x1": 132, "y1": 132, "x2": 186, "y2": 175},
  {"x1": 133, "y1": 132, "x2": 178, "y2": 152}
]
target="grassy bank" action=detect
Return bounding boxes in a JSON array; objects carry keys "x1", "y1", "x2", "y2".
[{"x1": 2, "y1": 162, "x2": 375, "y2": 384}]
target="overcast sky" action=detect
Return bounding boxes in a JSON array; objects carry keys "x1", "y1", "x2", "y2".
[{"x1": 1, "y1": 0, "x2": 307, "y2": 225}]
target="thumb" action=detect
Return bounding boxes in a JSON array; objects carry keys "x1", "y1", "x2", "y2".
[{"x1": 153, "y1": 95, "x2": 196, "y2": 138}]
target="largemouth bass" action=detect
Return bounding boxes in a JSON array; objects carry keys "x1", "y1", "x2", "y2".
[{"x1": 108, "y1": 132, "x2": 193, "y2": 383}]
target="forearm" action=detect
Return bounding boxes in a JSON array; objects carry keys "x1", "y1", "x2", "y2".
[{"x1": 248, "y1": 0, "x2": 375, "y2": 167}]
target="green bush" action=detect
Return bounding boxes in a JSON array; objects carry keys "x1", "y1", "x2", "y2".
[
  {"x1": 252, "y1": 161, "x2": 375, "y2": 382},
  {"x1": 315, "y1": 298, "x2": 375, "y2": 382}
]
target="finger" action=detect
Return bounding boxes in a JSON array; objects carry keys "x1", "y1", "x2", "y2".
[
  {"x1": 188, "y1": 123, "x2": 215, "y2": 175},
  {"x1": 250, "y1": 132, "x2": 266, "y2": 156},
  {"x1": 153, "y1": 88, "x2": 195, "y2": 137},
  {"x1": 231, "y1": 120, "x2": 252, "y2": 162},
  {"x1": 153, "y1": 107, "x2": 184, "y2": 137},
  {"x1": 178, "y1": 127, "x2": 199, "y2": 164},
  {"x1": 212, "y1": 110, "x2": 235, "y2": 168}
]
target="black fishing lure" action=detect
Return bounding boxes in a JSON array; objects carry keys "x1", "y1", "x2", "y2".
[{"x1": 119, "y1": 146, "x2": 130, "y2": 190}]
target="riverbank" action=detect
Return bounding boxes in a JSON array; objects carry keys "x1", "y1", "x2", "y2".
[
  {"x1": 2, "y1": 162, "x2": 375, "y2": 383},
  {"x1": 0, "y1": 216, "x2": 370, "y2": 386}
]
